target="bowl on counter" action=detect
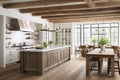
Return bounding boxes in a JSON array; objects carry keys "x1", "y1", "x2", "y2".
[{"x1": 35, "y1": 45, "x2": 44, "y2": 49}]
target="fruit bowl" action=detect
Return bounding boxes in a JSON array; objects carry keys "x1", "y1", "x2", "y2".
[{"x1": 35, "y1": 45, "x2": 44, "y2": 49}]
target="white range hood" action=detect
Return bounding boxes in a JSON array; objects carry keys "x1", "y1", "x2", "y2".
[{"x1": 18, "y1": 19, "x2": 35, "y2": 32}]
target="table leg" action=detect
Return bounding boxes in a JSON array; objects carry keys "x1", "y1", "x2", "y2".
[
  {"x1": 111, "y1": 57, "x2": 114, "y2": 77},
  {"x1": 86, "y1": 56, "x2": 90, "y2": 76}
]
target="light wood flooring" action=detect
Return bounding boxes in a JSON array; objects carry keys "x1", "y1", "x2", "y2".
[{"x1": 0, "y1": 56, "x2": 120, "y2": 80}]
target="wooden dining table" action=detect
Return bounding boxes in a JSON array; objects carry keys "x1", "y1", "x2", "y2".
[{"x1": 86, "y1": 48, "x2": 115, "y2": 77}]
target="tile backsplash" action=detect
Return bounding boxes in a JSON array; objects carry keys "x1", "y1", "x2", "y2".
[{"x1": 6, "y1": 31, "x2": 36, "y2": 47}]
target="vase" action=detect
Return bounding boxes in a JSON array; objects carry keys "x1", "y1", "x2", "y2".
[{"x1": 100, "y1": 45, "x2": 105, "y2": 52}]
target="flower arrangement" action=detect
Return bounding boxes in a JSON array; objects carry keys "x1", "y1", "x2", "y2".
[
  {"x1": 97, "y1": 37, "x2": 108, "y2": 46},
  {"x1": 97, "y1": 37, "x2": 109, "y2": 51}
]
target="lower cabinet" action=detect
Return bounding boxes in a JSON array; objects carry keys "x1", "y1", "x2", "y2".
[
  {"x1": 6, "y1": 48, "x2": 20, "y2": 64},
  {"x1": 43, "y1": 47, "x2": 70, "y2": 71},
  {"x1": 20, "y1": 46, "x2": 70, "y2": 75}
]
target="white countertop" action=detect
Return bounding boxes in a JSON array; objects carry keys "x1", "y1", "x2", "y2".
[{"x1": 20, "y1": 45, "x2": 71, "y2": 52}]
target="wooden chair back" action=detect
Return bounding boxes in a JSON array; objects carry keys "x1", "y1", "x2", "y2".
[
  {"x1": 112, "y1": 45, "x2": 119, "y2": 58},
  {"x1": 80, "y1": 45, "x2": 88, "y2": 57}
]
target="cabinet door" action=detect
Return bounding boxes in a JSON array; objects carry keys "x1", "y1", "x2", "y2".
[
  {"x1": 47, "y1": 51, "x2": 54, "y2": 67},
  {"x1": 6, "y1": 48, "x2": 20, "y2": 64},
  {"x1": 43, "y1": 53, "x2": 48, "y2": 70},
  {"x1": 23, "y1": 52, "x2": 40, "y2": 72},
  {"x1": 55, "y1": 27, "x2": 71, "y2": 45}
]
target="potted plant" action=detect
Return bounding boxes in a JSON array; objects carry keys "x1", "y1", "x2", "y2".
[
  {"x1": 43, "y1": 42, "x2": 48, "y2": 48},
  {"x1": 91, "y1": 38, "x2": 97, "y2": 46},
  {"x1": 97, "y1": 37, "x2": 109, "y2": 51},
  {"x1": 48, "y1": 40, "x2": 53, "y2": 47}
]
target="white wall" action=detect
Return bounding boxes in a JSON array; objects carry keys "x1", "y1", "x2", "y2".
[
  {"x1": 0, "y1": 15, "x2": 5, "y2": 67},
  {"x1": 0, "y1": 7, "x2": 45, "y2": 24},
  {"x1": 0, "y1": 7, "x2": 48, "y2": 67}
]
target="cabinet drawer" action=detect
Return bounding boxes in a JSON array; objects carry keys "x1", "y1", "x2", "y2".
[{"x1": 6, "y1": 53, "x2": 18, "y2": 64}]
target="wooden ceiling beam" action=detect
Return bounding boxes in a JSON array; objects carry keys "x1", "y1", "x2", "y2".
[
  {"x1": 95, "y1": 1, "x2": 120, "y2": 7},
  {"x1": 41, "y1": 11, "x2": 120, "y2": 18},
  {"x1": 84, "y1": 0, "x2": 95, "y2": 8},
  {"x1": 0, "y1": 0, "x2": 11, "y2": 2},
  {"x1": 21, "y1": 5, "x2": 120, "y2": 15},
  {"x1": 46, "y1": 14, "x2": 120, "y2": 20},
  {"x1": 20, "y1": 4, "x2": 89, "y2": 13},
  {"x1": 32, "y1": 7, "x2": 120, "y2": 16},
  {"x1": 49, "y1": 16, "x2": 120, "y2": 23},
  {"x1": 3, "y1": 0, "x2": 84, "y2": 9}
]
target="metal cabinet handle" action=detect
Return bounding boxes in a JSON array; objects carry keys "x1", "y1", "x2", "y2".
[{"x1": 9, "y1": 59, "x2": 12, "y2": 61}]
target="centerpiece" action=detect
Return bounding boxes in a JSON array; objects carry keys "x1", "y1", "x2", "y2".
[{"x1": 97, "y1": 37, "x2": 109, "y2": 52}]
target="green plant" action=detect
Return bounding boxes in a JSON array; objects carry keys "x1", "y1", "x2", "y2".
[
  {"x1": 98, "y1": 37, "x2": 109, "y2": 46},
  {"x1": 48, "y1": 41, "x2": 53, "y2": 45},
  {"x1": 43, "y1": 42, "x2": 48, "y2": 47},
  {"x1": 91, "y1": 38, "x2": 97, "y2": 45}
]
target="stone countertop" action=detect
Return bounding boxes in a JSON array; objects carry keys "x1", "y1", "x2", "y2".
[{"x1": 20, "y1": 45, "x2": 71, "y2": 52}]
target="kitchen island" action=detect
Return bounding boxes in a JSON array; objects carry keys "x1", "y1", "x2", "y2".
[{"x1": 20, "y1": 46, "x2": 71, "y2": 75}]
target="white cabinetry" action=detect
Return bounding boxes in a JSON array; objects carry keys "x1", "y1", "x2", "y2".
[
  {"x1": 5, "y1": 48, "x2": 20, "y2": 64},
  {"x1": 55, "y1": 27, "x2": 71, "y2": 45}
]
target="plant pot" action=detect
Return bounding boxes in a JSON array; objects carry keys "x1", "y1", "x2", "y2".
[{"x1": 100, "y1": 45, "x2": 105, "y2": 51}]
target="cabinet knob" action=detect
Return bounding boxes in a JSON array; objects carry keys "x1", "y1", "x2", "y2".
[{"x1": 9, "y1": 59, "x2": 12, "y2": 61}]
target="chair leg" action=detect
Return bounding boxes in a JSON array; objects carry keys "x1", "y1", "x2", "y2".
[
  {"x1": 107, "y1": 59, "x2": 110, "y2": 74},
  {"x1": 117, "y1": 61, "x2": 120, "y2": 74},
  {"x1": 98, "y1": 60, "x2": 101, "y2": 74}
]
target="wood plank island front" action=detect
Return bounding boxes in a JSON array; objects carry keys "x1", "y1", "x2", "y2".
[{"x1": 20, "y1": 46, "x2": 71, "y2": 75}]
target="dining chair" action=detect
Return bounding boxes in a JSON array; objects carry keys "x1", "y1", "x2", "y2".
[
  {"x1": 107, "y1": 46, "x2": 120, "y2": 74},
  {"x1": 80, "y1": 45, "x2": 88, "y2": 57},
  {"x1": 88, "y1": 45, "x2": 95, "y2": 52},
  {"x1": 75, "y1": 46, "x2": 81, "y2": 57}
]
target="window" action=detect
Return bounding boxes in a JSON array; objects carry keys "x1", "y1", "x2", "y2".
[
  {"x1": 75, "y1": 24, "x2": 81, "y2": 45},
  {"x1": 83, "y1": 24, "x2": 91, "y2": 45},
  {"x1": 91, "y1": 24, "x2": 99, "y2": 41},
  {"x1": 74, "y1": 22, "x2": 119, "y2": 46},
  {"x1": 110, "y1": 23, "x2": 119, "y2": 45}
]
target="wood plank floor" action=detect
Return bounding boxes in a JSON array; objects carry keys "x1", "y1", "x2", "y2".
[{"x1": 0, "y1": 56, "x2": 120, "y2": 80}]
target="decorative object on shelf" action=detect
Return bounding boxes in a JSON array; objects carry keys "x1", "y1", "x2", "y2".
[
  {"x1": 6, "y1": 31, "x2": 12, "y2": 34},
  {"x1": 40, "y1": 29, "x2": 56, "y2": 32},
  {"x1": 6, "y1": 37, "x2": 12, "y2": 40},
  {"x1": 25, "y1": 36, "x2": 31, "y2": 39},
  {"x1": 6, "y1": 24, "x2": 13, "y2": 30},
  {"x1": 98, "y1": 37, "x2": 109, "y2": 52},
  {"x1": 25, "y1": 32, "x2": 30, "y2": 35}
]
